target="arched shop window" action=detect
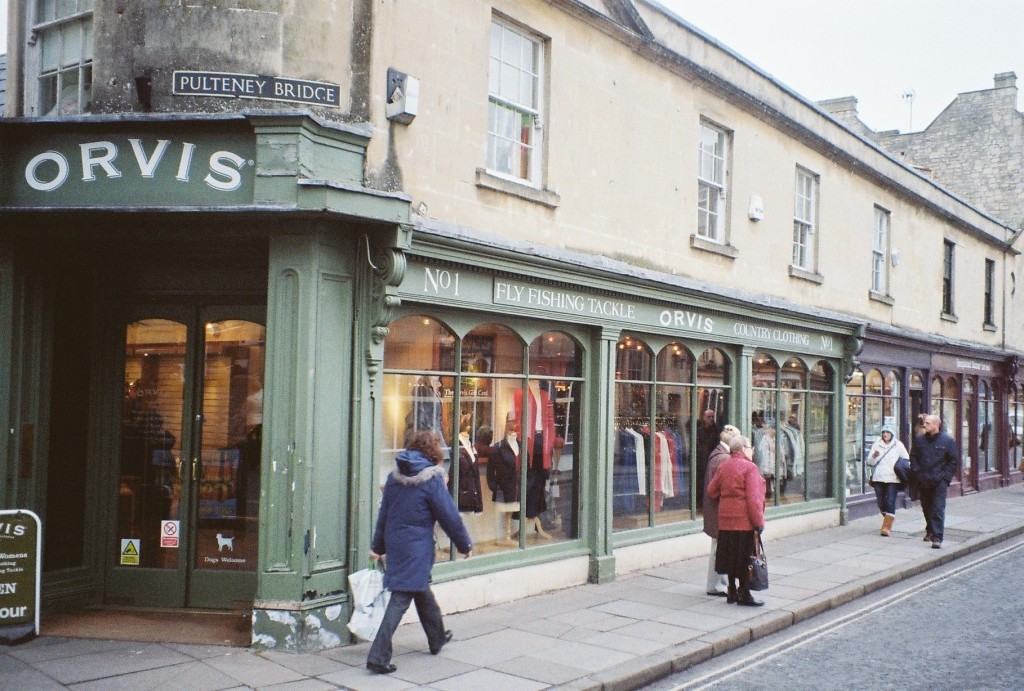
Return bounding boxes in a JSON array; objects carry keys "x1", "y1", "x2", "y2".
[
  {"x1": 1010, "y1": 385, "x2": 1023, "y2": 472},
  {"x1": 909, "y1": 372, "x2": 925, "y2": 433},
  {"x1": 807, "y1": 361, "x2": 834, "y2": 500},
  {"x1": 751, "y1": 352, "x2": 780, "y2": 500},
  {"x1": 979, "y1": 381, "x2": 995, "y2": 473},
  {"x1": 696, "y1": 348, "x2": 731, "y2": 512},
  {"x1": 844, "y1": 366, "x2": 897, "y2": 497},
  {"x1": 962, "y1": 377, "x2": 975, "y2": 476},
  {"x1": 752, "y1": 353, "x2": 828, "y2": 505},
  {"x1": 383, "y1": 316, "x2": 582, "y2": 559},
  {"x1": 612, "y1": 338, "x2": 731, "y2": 531},
  {"x1": 845, "y1": 369, "x2": 866, "y2": 497}
]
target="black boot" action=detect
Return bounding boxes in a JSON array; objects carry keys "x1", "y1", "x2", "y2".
[
  {"x1": 736, "y1": 585, "x2": 764, "y2": 607},
  {"x1": 726, "y1": 577, "x2": 737, "y2": 604}
]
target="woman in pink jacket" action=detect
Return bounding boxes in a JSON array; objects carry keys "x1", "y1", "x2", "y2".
[{"x1": 707, "y1": 435, "x2": 766, "y2": 606}]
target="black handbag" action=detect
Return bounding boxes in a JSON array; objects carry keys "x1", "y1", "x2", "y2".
[{"x1": 748, "y1": 533, "x2": 768, "y2": 591}]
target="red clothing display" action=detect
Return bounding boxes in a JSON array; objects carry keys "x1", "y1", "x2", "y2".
[{"x1": 513, "y1": 387, "x2": 555, "y2": 470}]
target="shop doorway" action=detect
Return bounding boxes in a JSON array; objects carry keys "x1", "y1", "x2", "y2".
[{"x1": 105, "y1": 305, "x2": 265, "y2": 609}]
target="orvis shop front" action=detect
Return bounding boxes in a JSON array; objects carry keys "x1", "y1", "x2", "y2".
[
  {"x1": 0, "y1": 113, "x2": 411, "y2": 650},
  {"x1": 378, "y1": 229, "x2": 861, "y2": 596}
]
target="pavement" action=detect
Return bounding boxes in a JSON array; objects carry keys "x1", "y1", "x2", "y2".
[{"x1": 5, "y1": 483, "x2": 1024, "y2": 690}]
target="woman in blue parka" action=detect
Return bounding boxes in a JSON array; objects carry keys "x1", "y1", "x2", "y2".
[{"x1": 366, "y1": 431, "x2": 473, "y2": 674}]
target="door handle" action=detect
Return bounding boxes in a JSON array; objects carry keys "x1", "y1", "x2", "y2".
[{"x1": 192, "y1": 457, "x2": 199, "y2": 480}]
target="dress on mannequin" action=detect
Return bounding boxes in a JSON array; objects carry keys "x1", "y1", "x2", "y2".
[
  {"x1": 489, "y1": 427, "x2": 520, "y2": 544},
  {"x1": 449, "y1": 430, "x2": 483, "y2": 514},
  {"x1": 512, "y1": 385, "x2": 554, "y2": 539}
]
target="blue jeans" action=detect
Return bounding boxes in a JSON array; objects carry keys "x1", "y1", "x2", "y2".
[
  {"x1": 918, "y1": 481, "x2": 948, "y2": 542},
  {"x1": 367, "y1": 588, "x2": 446, "y2": 667},
  {"x1": 873, "y1": 482, "x2": 899, "y2": 515}
]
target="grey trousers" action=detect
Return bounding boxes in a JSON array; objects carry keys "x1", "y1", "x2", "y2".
[{"x1": 367, "y1": 588, "x2": 446, "y2": 667}]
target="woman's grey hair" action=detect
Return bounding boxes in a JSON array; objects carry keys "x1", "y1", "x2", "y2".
[{"x1": 728, "y1": 435, "x2": 750, "y2": 454}]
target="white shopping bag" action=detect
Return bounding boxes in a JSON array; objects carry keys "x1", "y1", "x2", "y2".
[{"x1": 347, "y1": 563, "x2": 391, "y2": 641}]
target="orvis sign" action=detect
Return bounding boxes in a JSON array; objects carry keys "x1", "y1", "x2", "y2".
[
  {"x1": 402, "y1": 262, "x2": 847, "y2": 358},
  {"x1": 0, "y1": 510, "x2": 41, "y2": 645},
  {"x1": 3, "y1": 128, "x2": 257, "y2": 207}
]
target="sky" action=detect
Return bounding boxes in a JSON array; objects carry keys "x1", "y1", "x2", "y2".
[{"x1": 659, "y1": 0, "x2": 1024, "y2": 133}]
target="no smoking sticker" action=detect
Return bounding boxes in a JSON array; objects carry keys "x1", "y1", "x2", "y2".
[{"x1": 160, "y1": 520, "x2": 180, "y2": 548}]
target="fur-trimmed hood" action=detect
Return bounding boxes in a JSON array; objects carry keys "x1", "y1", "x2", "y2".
[{"x1": 392, "y1": 449, "x2": 447, "y2": 486}]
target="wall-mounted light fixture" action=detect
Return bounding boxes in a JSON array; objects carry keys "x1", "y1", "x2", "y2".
[{"x1": 891, "y1": 249, "x2": 902, "y2": 266}]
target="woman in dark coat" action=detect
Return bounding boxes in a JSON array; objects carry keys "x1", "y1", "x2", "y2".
[
  {"x1": 366, "y1": 431, "x2": 473, "y2": 674},
  {"x1": 707, "y1": 435, "x2": 766, "y2": 606}
]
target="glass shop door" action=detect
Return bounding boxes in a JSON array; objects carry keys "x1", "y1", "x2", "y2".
[{"x1": 106, "y1": 304, "x2": 265, "y2": 609}]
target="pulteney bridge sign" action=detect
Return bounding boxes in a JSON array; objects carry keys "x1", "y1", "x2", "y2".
[
  {"x1": 173, "y1": 70, "x2": 341, "y2": 107},
  {"x1": 0, "y1": 510, "x2": 41, "y2": 644}
]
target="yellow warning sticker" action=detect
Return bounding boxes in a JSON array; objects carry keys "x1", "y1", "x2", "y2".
[{"x1": 120, "y1": 538, "x2": 140, "y2": 566}]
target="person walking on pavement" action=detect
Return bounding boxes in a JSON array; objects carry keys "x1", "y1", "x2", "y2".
[
  {"x1": 866, "y1": 423, "x2": 910, "y2": 536},
  {"x1": 707, "y1": 435, "x2": 766, "y2": 606},
  {"x1": 703, "y1": 424, "x2": 741, "y2": 597},
  {"x1": 366, "y1": 431, "x2": 473, "y2": 674},
  {"x1": 909, "y1": 414, "x2": 959, "y2": 549}
]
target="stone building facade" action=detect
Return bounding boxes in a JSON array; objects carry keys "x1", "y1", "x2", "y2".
[{"x1": 1, "y1": 0, "x2": 1022, "y2": 649}]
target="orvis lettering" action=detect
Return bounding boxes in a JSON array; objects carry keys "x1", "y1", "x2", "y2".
[{"x1": 24, "y1": 139, "x2": 251, "y2": 193}]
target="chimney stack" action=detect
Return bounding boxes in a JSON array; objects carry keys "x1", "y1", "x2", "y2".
[{"x1": 994, "y1": 72, "x2": 1017, "y2": 89}]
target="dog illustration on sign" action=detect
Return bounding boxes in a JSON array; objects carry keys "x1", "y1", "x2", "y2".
[{"x1": 216, "y1": 533, "x2": 235, "y2": 552}]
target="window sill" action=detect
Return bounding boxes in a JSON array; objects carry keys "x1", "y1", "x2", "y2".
[
  {"x1": 983, "y1": 322, "x2": 997, "y2": 332},
  {"x1": 475, "y1": 169, "x2": 560, "y2": 208},
  {"x1": 940, "y1": 311, "x2": 958, "y2": 323},
  {"x1": 788, "y1": 266, "x2": 824, "y2": 284},
  {"x1": 868, "y1": 290, "x2": 894, "y2": 306},
  {"x1": 689, "y1": 235, "x2": 739, "y2": 258}
]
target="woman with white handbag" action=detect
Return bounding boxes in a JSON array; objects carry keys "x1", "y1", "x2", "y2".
[{"x1": 366, "y1": 431, "x2": 473, "y2": 674}]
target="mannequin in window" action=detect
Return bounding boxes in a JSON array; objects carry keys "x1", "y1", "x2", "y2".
[
  {"x1": 488, "y1": 420, "x2": 521, "y2": 545},
  {"x1": 512, "y1": 383, "x2": 555, "y2": 540},
  {"x1": 406, "y1": 375, "x2": 449, "y2": 456},
  {"x1": 449, "y1": 415, "x2": 483, "y2": 515}
]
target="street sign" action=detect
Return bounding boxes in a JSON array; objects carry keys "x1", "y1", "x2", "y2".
[{"x1": 0, "y1": 510, "x2": 41, "y2": 644}]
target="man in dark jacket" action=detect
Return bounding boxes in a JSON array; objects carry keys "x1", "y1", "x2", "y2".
[{"x1": 909, "y1": 414, "x2": 959, "y2": 549}]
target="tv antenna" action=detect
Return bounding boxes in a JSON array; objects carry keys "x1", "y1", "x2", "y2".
[{"x1": 901, "y1": 89, "x2": 916, "y2": 132}]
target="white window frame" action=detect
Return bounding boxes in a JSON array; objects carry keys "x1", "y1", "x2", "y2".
[
  {"x1": 697, "y1": 122, "x2": 729, "y2": 243},
  {"x1": 27, "y1": 0, "x2": 94, "y2": 116},
  {"x1": 486, "y1": 18, "x2": 545, "y2": 188},
  {"x1": 792, "y1": 167, "x2": 818, "y2": 271},
  {"x1": 871, "y1": 206, "x2": 890, "y2": 294}
]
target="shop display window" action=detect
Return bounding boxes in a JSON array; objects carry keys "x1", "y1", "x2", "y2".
[
  {"x1": 845, "y1": 366, "x2": 896, "y2": 498},
  {"x1": 806, "y1": 361, "x2": 834, "y2": 500},
  {"x1": 612, "y1": 339, "x2": 730, "y2": 531},
  {"x1": 1010, "y1": 385, "x2": 1023, "y2": 472},
  {"x1": 753, "y1": 354, "x2": 833, "y2": 503},
  {"x1": 382, "y1": 316, "x2": 582, "y2": 558},
  {"x1": 980, "y1": 381, "x2": 995, "y2": 473}
]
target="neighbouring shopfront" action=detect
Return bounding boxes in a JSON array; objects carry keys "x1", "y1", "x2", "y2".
[
  {"x1": 383, "y1": 247, "x2": 859, "y2": 582},
  {"x1": 845, "y1": 328, "x2": 1019, "y2": 520}
]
